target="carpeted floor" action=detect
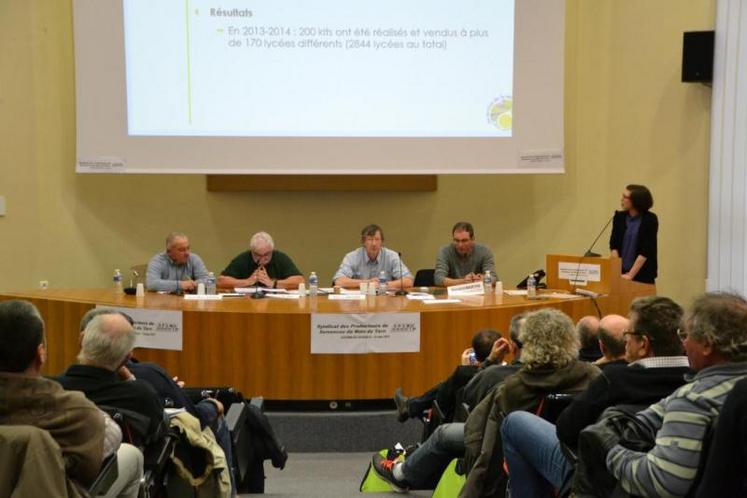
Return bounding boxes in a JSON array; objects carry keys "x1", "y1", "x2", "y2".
[{"x1": 246, "y1": 452, "x2": 433, "y2": 497}]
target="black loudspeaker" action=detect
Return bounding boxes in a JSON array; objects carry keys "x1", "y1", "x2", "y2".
[{"x1": 682, "y1": 31, "x2": 714, "y2": 82}]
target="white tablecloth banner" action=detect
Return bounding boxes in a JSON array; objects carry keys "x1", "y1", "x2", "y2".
[{"x1": 311, "y1": 312, "x2": 420, "y2": 354}]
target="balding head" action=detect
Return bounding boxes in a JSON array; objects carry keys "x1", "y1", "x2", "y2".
[
  {"x1": 576, "y1": 316, "x2": 600, "y2": 349},
  {"x1": 78, "y1": 313, "x2": 136, "y2": 371},
  {"x1": 598, "y1": 314, "x2": 628, "y2": 362}
]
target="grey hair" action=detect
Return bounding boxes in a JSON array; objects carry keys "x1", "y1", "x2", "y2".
[
  {"x1": 519, "y1": 308, "x2": 580, "y2": 369},
  {"x1": 249, "y1": 231, "x2": 275, "y2": 251},
  {"x1": 77, "y1": 314, "x2": 136, "y2": 370},
  {"x1": 166, "y1": 232, "x2": 188, "y2": 248},
  {"x1": 686, "y1": 292, "x2": 747, "y2": 361},
  {"x1": 79, "y1": 308, "x2": 134, "y2": 333}
]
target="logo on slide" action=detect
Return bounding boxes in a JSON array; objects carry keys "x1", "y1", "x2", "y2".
[{"x1": 487, "y1": 96, "x2": 513, "y2": 131}]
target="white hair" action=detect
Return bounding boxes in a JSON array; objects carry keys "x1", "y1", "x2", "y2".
[
  {"x1": 249, "y1": 231, "x2": 274, "y2": 251},
  {"x1": 77, "y1": 314, "x2": 135, "y2": 370},
  {"x1": 166, "y1": 232, "x2": 188, "y2": 248}
]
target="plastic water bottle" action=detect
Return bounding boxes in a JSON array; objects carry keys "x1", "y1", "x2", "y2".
[
  {"x1": 206, "y1": 272, "x2": 216, "y2": 295},
  {"x1": 483, "y1": 271, "x2": 492, "y2": 294},
  {"x1": 378, "y1": 270, "x2": 388, "y2": 296},
  {"x1": 527, "y1": 273, "x2": 537, "y2": 299},
  {"x1": 309, "y1": 272, "x2": 319, "y2": 296},
  {"x1": 113, "y1": 269, "x2": 123, "y2": 294}
]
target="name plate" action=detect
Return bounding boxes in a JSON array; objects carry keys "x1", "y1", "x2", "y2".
[
  {"x1": 311, "y1": 313, "x2": 420, "y2": 354},
  {"x1": 447, "y1": 281, "x2": 485, "y2": 296},
  {"x1": 95, "y1": 305, "x2": 182, "y2": 351}
]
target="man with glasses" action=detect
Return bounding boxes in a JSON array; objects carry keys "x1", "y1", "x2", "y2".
[
  {"x1": 501, "y1": 296, "x2": 691, "y2": 497},
  {"x1": 434, "y1": 221, "x2": 496, "y2": 287},
  {"x1": 218, "y1": 231, "x2": 304, "y2": 290}
]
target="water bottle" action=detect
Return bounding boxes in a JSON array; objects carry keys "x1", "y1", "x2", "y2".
[
  {"x1": 527, "y1": 273, "x2": 537, "y2": 298},
  {"x1": 113, "y1": 269, "x2": 123, "y2": 294},
  {"x1": 483, "y1": 271, "x2": 492, "y2": 294},
  {"x1": 206, "y1": 272, "x2": 216, "y2": 295},
  {"x1": 309, "y1": 272, "x2": 319, "y2": 296},
  {"x1": 378, "y1": 270, "x2": 388, "y2": 296}
]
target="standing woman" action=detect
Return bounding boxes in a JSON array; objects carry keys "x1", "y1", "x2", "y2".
[{"x1": 609, "y1": 184, "x2": 658, "y2": 283}]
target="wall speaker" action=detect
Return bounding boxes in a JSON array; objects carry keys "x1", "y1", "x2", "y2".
[{"x1": 682, "y1": 31, "x2": 714, "y2": 83}]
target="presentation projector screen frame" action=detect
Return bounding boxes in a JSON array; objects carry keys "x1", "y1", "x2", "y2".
[{"x1": 74, "y1": 0, "x2": 564, "y2": 175}]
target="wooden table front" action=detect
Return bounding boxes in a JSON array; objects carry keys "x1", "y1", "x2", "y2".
[{"x1": 0, "y1": 289, "x2": 618, "y2": 400}]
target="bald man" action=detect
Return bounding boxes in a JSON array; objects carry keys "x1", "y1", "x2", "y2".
[{"x1": 594, "y1": 314, "x2": 628, "y2": 367}]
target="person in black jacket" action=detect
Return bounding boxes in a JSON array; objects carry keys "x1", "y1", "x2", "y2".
[{"x1": 609, "y1": 184, "x2": 658, "y2": 283}]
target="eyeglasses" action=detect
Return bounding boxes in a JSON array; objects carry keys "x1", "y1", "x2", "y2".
[{"x1": 623, "y1": 329, "x2": 651, "y2": 341}]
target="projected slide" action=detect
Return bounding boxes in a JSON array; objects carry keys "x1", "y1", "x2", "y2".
[{"x1": 123, "y1": 0, "x2": 514, "y2": 138}]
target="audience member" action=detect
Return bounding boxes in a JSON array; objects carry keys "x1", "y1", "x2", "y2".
[
  {"x1": 146, "y1": 232, "x2": 209, "y2": 293},
  {"x1": 55, "y1": 312, "x2": 165, "y2": 444},
  {"x1": 218, "y1": 231, "x2": 304, "y2": 289},
  {"x1": 577, "y1": 315, "x2": 602, "y2": 362},
  {"x1": 595, "y1": 292, "x2": 747, "y2": 497},
  {"x1": 593, "y1": 314, "x2": 628, "y2": 368},
  {"x1": 501, "y1": 296, "x2": 689, "y2": 497},
  {"x1": 393, "y1": 328, "x2": 501, "y2": 423},
  {"x1": 434, "y1": 221, "x2": 497, "y2": 287},
  {"x1": 462, "y1": 312, "x2": 526, "y2": 409},
  {"x1": 372, "y1": 308, "x2": 598, "y2": 492},
  {"x1": 333, "y1": 224, "x2": 413, "y2": 290},
  {"x1": 0, "y1": 300, "x2": 142, "y2": 497}
]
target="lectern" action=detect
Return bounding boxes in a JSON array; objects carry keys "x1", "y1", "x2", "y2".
[{"x1": 546, "y1": 254, "x2": 656, "y2": 314}]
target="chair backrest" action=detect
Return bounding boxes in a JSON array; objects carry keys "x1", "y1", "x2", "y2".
[
  {"x1": 536, "y1": 392, "x2": 577, "y2": 423},
  {"x1": 414, "y1": 269, "x2": 435, "y2": 287}
]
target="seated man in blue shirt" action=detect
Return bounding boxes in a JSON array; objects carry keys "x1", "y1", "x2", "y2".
[
  {"x1": 333, "y1": 224, "x2": 413, "y2": 290},
  {"x1": 146, "y1": 232, "x2": 209, "y2": 293}
]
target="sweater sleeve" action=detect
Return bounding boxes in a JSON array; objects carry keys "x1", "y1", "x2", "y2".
[
  {"x1": 636, "y1": 212, "x2": 658, "y2": 259},
  {"x1": 606, "y1": 389, "x2": 710, "y2": 498}
]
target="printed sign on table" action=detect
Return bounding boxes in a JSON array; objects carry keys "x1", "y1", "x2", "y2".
[
  {"x1": 95, "y1": 305, "x2": 183, "y2": 351},
  {"x1": 311, "y1": 313, "x2": 420, "y2": 354}
]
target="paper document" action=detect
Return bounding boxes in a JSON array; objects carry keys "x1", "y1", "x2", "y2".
[
  {"x1": 406, "y1": 293, "x2": 435, "y2": 301},
  {"x1": 504, "y1": 290, "x2": 527, "y2": 296},
  {"x1": 266, "y1": 293, "x2": 301, "y2": 300},
  {"x1": 183, "y1": 294, "x2": 223, "y2": 300},
  {"x1": 423, "y1": 299, "x2": 462, "y2": 305},
  {"x1": 328, "y1": 294, "x2": 366, "y2": 301}
]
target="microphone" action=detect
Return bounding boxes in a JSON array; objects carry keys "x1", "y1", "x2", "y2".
[
  {"x1": 395, "y1": 252, "x2": 407, "y2": 296},
  {"x1": 583, "y1": 215, "x2": 614, "y2": 257},
  {"x1": 571, "y1": 214, "x2": 614, "y2": 294}
]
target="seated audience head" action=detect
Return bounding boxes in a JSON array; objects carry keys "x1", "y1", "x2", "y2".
[
  {"x1": 360, "y1": 224, "x2": 384, "y2": 259},
  {"x1": 508, "y1": 311, "x2": 527, "y2": 356},
  {"x1": 625, "y1": 296, "x2": 684, "y2": 362},
  {"x1": 165, "y1": 232, "x2": 191, "y2": 265},
  {"x1": 597, "y1": 314, "x2": 628, "y2": 362},
  {"x1": 78, "y1": 312, "x2": 136, "y2": 371},
  {"x1": 519, "y1": 308, "x2": 579, "y2": 369},
  {"x1": 249, "y1": 231, "x2": 275, "y2": 266},
  {"x1": 0, "y1": 300, "x2": 45, "y2": 375},
  {"x1": 577, "y1": 316, "x2": 600, "y2": 347},
  {"x1": 681, "y1": 292, "x2": 747, "y2": 371},
  {"x1": 472, "y1": 328, "x2": 501, "y2": 363},
  {"x1": 451, "y1": 221, "x2": 475, "y2": 256}
]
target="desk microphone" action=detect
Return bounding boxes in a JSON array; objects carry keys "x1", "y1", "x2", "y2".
[{"x1": 395, "y1": 252, "x2": 407, "y2": 296}]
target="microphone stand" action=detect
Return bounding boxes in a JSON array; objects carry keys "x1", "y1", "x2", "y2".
[{"x1": 395, "y1": 252, "x2": 407, "y2": 296}]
